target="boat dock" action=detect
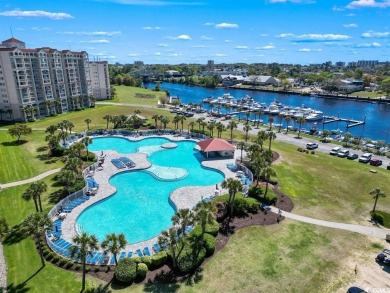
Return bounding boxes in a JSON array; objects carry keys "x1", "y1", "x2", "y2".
[{"x1": 323, "y1": 115, "x2": 366, "y2": 129}]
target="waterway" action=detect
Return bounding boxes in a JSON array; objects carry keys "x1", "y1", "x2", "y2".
[{"x1": 146, "y1": 82, "x2": 390, "y2": 142}]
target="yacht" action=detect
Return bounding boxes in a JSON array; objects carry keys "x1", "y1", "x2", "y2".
[{"x1": 305, "y1": 111, "x2": 324, "y2": 121}]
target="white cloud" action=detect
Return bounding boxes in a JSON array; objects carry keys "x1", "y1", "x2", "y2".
[
  {"x1": 356, "y1": 42, "x2": 381, "y2": 47},
  {"x1": 215, "y1": 23, "x2": 239, "y2": 29},
  {"x1": 362, "y1": 31, "x2": 390, "y2": 37},
  {"x1": 257, "y1": 45, "x2": 276, "y2": 50},
  {"x1": 0, "y1": 10, "x2": 73, "y2": 19},
  {"x1": 60, "y1": 31, "x2": 121, "y2": 37},
  {"x1": 31, "y1": 27, "x2": 50, "y2": 31},
  {"x1": 203, "y1": 22, "x2": 214, "y2": 26},
  {"x1": 347, "y1": 0, "x2": 390, "y2": 9},
  {"x1": 128, "y1": 53, "x2": 140, "y2": 56},
  {"x1": 224, "y1": 40, "x2": 232, "y2": 43},
  {"x1": 333, "y1": 6, "x2": 345, "y2": 11},
  {"x1": 155, "y1": 52, "x2": 161, "y2": 56},
  {"x1": 259, "y1": 34, "x2": 268, "y2": 37},
  {"x1": 343, "y1": 23, "x2": 358, "y2": 28},
  {"x1": 169, "y1": 53, "x2": 181, "y2": 56},
  {"x1": 278, "y1": 33, "x2": 351, "y2": 41},
  {"x1": 158, "y1": 43, "x2": 169, "y2": 47},
  {"x1": 235, "y1": 45, "x2": 249, "y2": 49},
  {"x1": 143, "y1": 26, "x2": 161, "y2": 30},
  {"x1": 168, "y1": 34, "x2": 192, "y2": 40},
  {"x1": 192, "y1": 45, "x2": 207, "y2": 48},
  {"x1": 200, "y1": 36, "x2": 213, "y2": 41},
  {"x1": 80, "y1": 39, "x2": 110, "y2": 44},
  {"x1": 268, "y1": 0, "x2": 314, "y2": 2},
  {"x1": 298, "y1": 48, "x2": 323, "y2": 52},
  {"x1": 97, "y1": 0, "x2": 204, "y2": 6},
  {"x1": 214, "y1": 53, "x2": 227, "y2": 57}
]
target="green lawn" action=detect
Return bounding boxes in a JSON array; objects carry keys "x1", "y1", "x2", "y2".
[
  {"x1": 111, "y1": 85, "x2": 166, "y2": 106},
  {"x1": 272, "y1": 140, "x2": 390, "y2": 223}
]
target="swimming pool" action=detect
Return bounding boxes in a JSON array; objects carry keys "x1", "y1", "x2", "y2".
[{"x1": 77, "y1": 137, "x2": 224, "y2": 243}]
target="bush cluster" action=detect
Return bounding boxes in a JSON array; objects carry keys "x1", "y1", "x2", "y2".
[
  {"x1": 202, "y1": 233, "x2": 217, "y2": 256},
  {"x1": 140, "y1": 256, "x2": 152, "y2": 268},
  {"x1": 51, "y1": 146, "x2": 65, "y2": 156},
  {"x1": 190, "y1": 220, "x2": 219, "y2": 237},
  {"x1": 150, "y1": 251, "x2": 167, "y2": 269},
  {"x1": 137, "y1": 263, "x2": 148, "y2": 279},
  {"x1": 115, "y1": 258, "x2": 137, "y2": 283},
  {"x1": 81, "y1": 152, "x2": 95, "y2": 162},
  {"x1": 371, "y1": 212, "x2": 384, "y2": 225},
  {"x1": 177, "y1": 245, "x2": 206, "y2": 273}
]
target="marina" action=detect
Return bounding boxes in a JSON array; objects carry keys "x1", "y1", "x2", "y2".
[{"x1": 147, "y1": 82, "x2": 390, "y2": 142}]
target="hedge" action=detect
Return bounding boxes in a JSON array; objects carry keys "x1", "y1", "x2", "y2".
[
  {"x1": 132, "y1": 256, "x2": 141, "y2": 263},
  {"x1": 140, "y1": 256, "x2": 152, "y2": 268},
  {"x1": 202, "y1": 233, "x2": 216, "y2": 256},
  {"x1": 190, "y1": 220, "x2": 219, "y2": 237},
  {"x1": 150, "y1": 251, "x2": 167, "y2": 269},
  {"x1": 177, "y1": 245, "x2": 206, "y2": 273},
  {"x1": 115, "y1": 258, "x2": 137, "y2": 283},
  {"x1": 216, "y1": 194, "x2": 259, "y2": 216},
  {"x1": 137, "y1": 263, "x2": 148, "y2": 279}
]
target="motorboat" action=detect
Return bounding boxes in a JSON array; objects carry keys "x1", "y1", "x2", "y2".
[{"x1": 305, "y1": 111, "x2": 324, "y2": 121}]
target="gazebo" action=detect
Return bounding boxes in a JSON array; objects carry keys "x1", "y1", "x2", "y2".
[{"x1": 197, "y1": 138, "x2": 235, "y2": 159}]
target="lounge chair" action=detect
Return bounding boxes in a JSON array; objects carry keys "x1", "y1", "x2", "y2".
[
  {"x1": 135, "y1": 248, "x2": 143, "y2": 257},
  {"x1": 127, "y1": 251, "x2": 133, "y2": 258},
  {"x1": 152, "y1": 243, "x2": 161, "y2": 253},
  {"x1": 143, "y1": 247, "x2": 151, "y2": 256},
  {"x1": 119, "y1": 251, "x2": 126, "y2": 260}
]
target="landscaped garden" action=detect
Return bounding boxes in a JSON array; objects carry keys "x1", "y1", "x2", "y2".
[{"x1": 0, "y1": 85, "x2": 389, "y2": 292}]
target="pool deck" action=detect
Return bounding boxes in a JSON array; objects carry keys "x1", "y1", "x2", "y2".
[{"x1": 60, "y1": 134, "x2": 239, "y2": 255}]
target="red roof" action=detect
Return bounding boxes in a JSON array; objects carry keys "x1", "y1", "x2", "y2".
[
  {"x1": 2, "y1": 37, "x2": 24, "y2": 44},
  {"x1": 197, "y1": 138, "x2": 235, "y2": 152}
]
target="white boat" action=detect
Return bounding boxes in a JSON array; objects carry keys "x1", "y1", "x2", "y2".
[{"x1": 305, "y1": 111, "x2": 324, "y2": 121}]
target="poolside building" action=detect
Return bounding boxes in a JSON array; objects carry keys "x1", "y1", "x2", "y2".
[{"x1": 197, "y1": 138, "x2": 235, "y2": 158}]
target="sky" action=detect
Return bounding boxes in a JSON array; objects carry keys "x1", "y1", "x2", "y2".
[{"x1": 0, "y1": 0, "x2": 390, "y2": 65}]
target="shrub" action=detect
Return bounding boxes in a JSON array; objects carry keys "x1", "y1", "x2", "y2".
[
  {"x1": 202, "y1": 233, "x2": 216, "y2": 256},
  {"x1": 86, "y1": 265, "x2": 91, "y2": 272},
  {"x1": 75, "y1": 264, "x2": 81, "y2": 271},
  {"x1": 137, "y1": 263, "x2": 148, "y2": 279},
  {"x1": 262, "y1": 194, "x2": 277, "y2": 205},
  {"x1": 94, "y1": 266, "x2": 100, "y2": 273},
  {"x1": 248, "y1": 185, "x2": 263, "y2": 201},
  {"x1": 66, "y1": 261, "x2": 73, "y2": 269},
  {"x1": 140, "y1": 256, "x2": 152, "y2": 268},
  {"x1": 81, "y1": 152, "x2": 95, "y2": 162},
  {"x1": 115, "y1": 258, "x2": 137, "y2": 283},
  {"x1": 51, "y1": 146, "x2": 65, "y2": 157},
  {"x1": 311, "y1": 150, "x2": 316, "y2": 154},
  {"x1": 42, "y1": 248, "x2": 50, "y2": 256},
  {"x1": 371, "y1": 212, "x2": 384, "y2": 225},
  {"x1": 52, "y1": 255, "x2": 60, "y2": 263},
  {"x1": 59, "y1": 258, "x2": 68, "y2": 267},
  {"x1": 150, "y1": 251, "x2": 167, "y2": 269},
  {"x1": 132, "y1": 256, "x2": 141, "y2": 263},
  {"x1": 177, "y1": 245, "x2": 206, "y2": 273},
  {"x1": 46, "y1": 252, "x2": 54, "y2": 261},
  {"x1": 190, "y1": 220, "x2": 219, "y2": 237}
]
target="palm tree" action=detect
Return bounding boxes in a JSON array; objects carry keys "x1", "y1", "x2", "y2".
[
  {"x1": 22, "y1": 213, "x2": 52, "y2": 267},
  {"x1": 343, "y1": 132, "x2": 353, "y2": 147},
  {"x1": 45, "y1": 125, "x2": 58, "y2": 136},
  {"x1": 268, "y1": 117, "x2": 274, "y2": 131},
  {"x1": 262, "y1": 166, "x2": 276, "y2": 197},
  {"x1": 81, "y1": 137, "x2": 93, "y2": 160},
  {"x1": 216, "y1": 122, "x2": 225, "y2": 138},
  {"x1": 237, "y1": 141, "x2": 246, "y2": 162},
  {"x1": 84, "y1": 118, "x2": 92, "y2": 130},
  {"x1": 200, "y1": 121, "x2": 207, "y2": 133},
  {"x1": 70, "y1": 232, "x2": 99, "y2": 292},
  {"x1": 103, "y1": 115, "x2": 111, "y2": 129},
  {"x1": 179, "y1": 115, "x2": 186, "y2": 131},
  {"x1": 58, "y1": 169, "x2": 78, "y2": 194},
  {"x1": 267, "y1": 131, "x2": 277, "y2": 151},
  {"x1": 284, "y1": 116, "x2": 292, "y2": 133},
  {"x1": 255, "y1": 130, "x2": 268, "y2": 151},
  {"x1": 257, "y1": 110, "x2": 264, "y2": 128},
  {"x1": 296, "y1": 117, "x2": 306, "y2": 138},
  {"x1": 194, "y1": 201, "x2": 216, "y2": 236},
  {"x1": 152, "y1": 115, "x2": 159, "y2": 128},
  {"x1": 158, "y1": 227, "x2": 180, "y2": 268},
  {"x1": 63, "y1": 157, "x2": 83, "y2": 174},
  {"x1": 245, "y1": 111, "x2": 250, "y2": 123},
  {"x1": 243, "y1": 123, "x2": 252, "y2": 142},
  {"x1": 161, "y1": 116, "x2": 170, "y2": 129},
  {"x1": 277, "y1": 113, "x2": 284, "y2": 133},
  {"x1": 207, "y1": 121, "x2": 215, "y2": 137},
  {"x1": 188, "y1": 121, "x2": 196, "y2": 133},
  {"x1": 172, "y1": 209, "x2": 194, "y2": 237},
  {"x1": 196, "y1": 118, "x2": 203, "y2": 131},
  {"x1": 22, "y1": 181, "x2": 47, "y2": 212},
  {"x1": 227, "y1": 121, "x2": 238, "y2": 142},
  {"x1": 101, "y1": 233, "x2": 127, "y2": 266},
  {"x1": 173, "y1": 115, "x2": 180, "y2": 130},
  {"x1": 221, "y1": 178, "x2": 242, "y2": 216},
  {"x1": 70, "y1": 141, "x2": 85, "y2": 158},
  {"x1": 369, "y1": 188, "x2": 386, "y2": 214}
]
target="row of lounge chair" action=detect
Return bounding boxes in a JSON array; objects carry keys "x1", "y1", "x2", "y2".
[
  {"x1": 61, "y1": 195, "x2": 90, "y2": 213},
  {"x1": 111, "y1": 157, "x2": 136, "y2": 169}
]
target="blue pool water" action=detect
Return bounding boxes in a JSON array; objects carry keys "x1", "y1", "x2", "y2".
[{"x1": 77, "y1": 137, "x2": 224, "y2": 243}]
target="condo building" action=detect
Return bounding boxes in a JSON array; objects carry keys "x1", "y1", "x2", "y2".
[{"x1": 0, "y1": 38, "x2": 110, "y2": 121}]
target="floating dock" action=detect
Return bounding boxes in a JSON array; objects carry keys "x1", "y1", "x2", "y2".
[{"x1": 323, "y1": 115, "x2": 366, "y2": 129}]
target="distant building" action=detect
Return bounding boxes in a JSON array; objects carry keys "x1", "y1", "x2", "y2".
[
  {"x1": 337, "y1": 79, "x2": 364, "y2": 93},
  {"x1": 164, "y1": 70, "x2": 182, "y2": 77},
  {"x1": 134, "y1": 61, "x2": 144, "y2": 67},
  {"x1": 243, "y1": 75, "x2": 280, "y2": 86},
  {"x1": 357, "y1": 60, "x2": 378, "y2": 67},
  {"x1": 221, "y1": 74, "x2": 246, "y2": 87},
  {"x1": 335, "y1": 62, "x2": 345, "y2": 67},
  {"x1": 89, "y1": 61, "x2": 111, "y2": 100},
  {"x1": 207, "y1": 60, "x2": 214, "y2": 68}
]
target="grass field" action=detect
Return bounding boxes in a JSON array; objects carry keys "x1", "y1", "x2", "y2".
[{"x1": 111, "y1": 85, "x2": 166, "y2": 106}]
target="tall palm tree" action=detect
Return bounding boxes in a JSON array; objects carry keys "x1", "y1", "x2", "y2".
[
  {"x1": 237, "y1": 141, "x2": 246, "y2": 162},
  {"x1": 103, "y1": 115, "x2": 111, "y2": 129},
  {"x1": 277, "y1": 113, "x2": 284, "y2": 133},
  {"x1": 161, "y1": 116, "x2": 170, "y2": 129},
  {"x1": 158, "y1": 227, "x2": 180, "y2": 268},
  {"x1": 70, "y1": 232, "x2": 99, "y2": 292},
  {"x1": 81, "y1": 137, "x2": 93, "y2": 160},
  {"x1": 200, "y1": 121, "x2": 207, "y2": 133},
  {"x1": 257, "y1": 110, "x2": 264, "y2": 128},
  {"x1": 22, "y1": 213, "x2": 52, "y2": 267},
  {"x1": 255, "y1": 130, "x2": 268, "y2": 151},
  {"x1": 22, "y1": 181, "x2": 47, "y2": 212},
  {"x1": 284, "y1": 116, "x2": 292, "y2": 133},
  {"x1": 245, "y1": 111, "x2": 250, "y2": 123},
  {"x1": 58, "y1": 169, "x2": 78, "y2": 194},
  {"x1": 101, "y1": 233, "x2": 127, "y2": 266},
  {"x1": 262, "y1": 166, "x2": 276, "y2": 197},
  {"x1": 268, "y1": 117, "x2": 274, "y2": 131},
  {"x1": 173, "y1": 115, "x2": 180, "y2": 130},
  {"x1": 70, "y1": 141, "x2": 85, "y2": 158},
  {"x1": 369, "y1": 188, "x2": 386, "y2": 214},
  {"x1": 296, "y1": 117, "x2": 306, "y2": 138},
  {"x1": 45, "y1": 125, "x2": 58, "y2": 136},
  {"x1": 194, "y1": 201, "x2": 216, "y2": 236},
  {"x1": 152, "y1": 115, "x2": 159, "y2": 128},
  {"x1": 216, "y1": 122, "x2": 225, "y2": 138},
  {"x1": 84, "y1": 118, "x2": 92, "y2": 130},
  {"x1": 227, "y1": 121, "x2": 238, "y2": 141},
  {"x1": 179, "y1": 115, "x2": 186, "y2": 131},
  {"x1": 63, "y1": 157, "x2": 83, "y2": 174},
  {"x1": 207, "y1": 121, "x2": 216, "y2": 137},
  {"x1": 243, "y1": 123, "x2": 252, "y2": 142},
  {"x1": 172, "y1": 209, "x2": 194, "y2": 237},
  {"x1": 188, "y1": 121, "x2": 196, "y2": 133},
  {"x1": 196, "y1": 118, "x2": 203, "y2": 131},
  {"x1": 267, "y1": 131, "x2": 277, "y2": 151},
  {"x1": 221, "y1": 178, "x2": 242, "y2": 216}
]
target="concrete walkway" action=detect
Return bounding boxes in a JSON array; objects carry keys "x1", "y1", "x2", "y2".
[
  {"x1": 0, "y1": 168, "x2": 62, "y2": 189},
  {"x1": 269, "y1": 206, "x2": 390, "y2": 239}
]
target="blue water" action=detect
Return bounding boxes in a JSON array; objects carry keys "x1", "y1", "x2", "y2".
[
  {"x1": 149, "y1": 82, "x2": 390, "y2": 142},
  {"x1": 77, "y1": 137, "x2": 224, "y2": 243}
]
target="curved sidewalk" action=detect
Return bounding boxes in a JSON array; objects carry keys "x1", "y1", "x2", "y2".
[
  {"x1": 0, "y1": 168, "x2": 62, "y2": 189},
  {"x1": 269, "y1": 206, "x2": 390, "y2": 239}
]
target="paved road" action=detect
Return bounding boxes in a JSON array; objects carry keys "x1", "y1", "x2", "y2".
[
  {"x1": 269, "y1": 206, "x2": 390, "y2": 239},
  {"x1": 0, "y1": 168, "x2": 62, "y2": 189}
]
